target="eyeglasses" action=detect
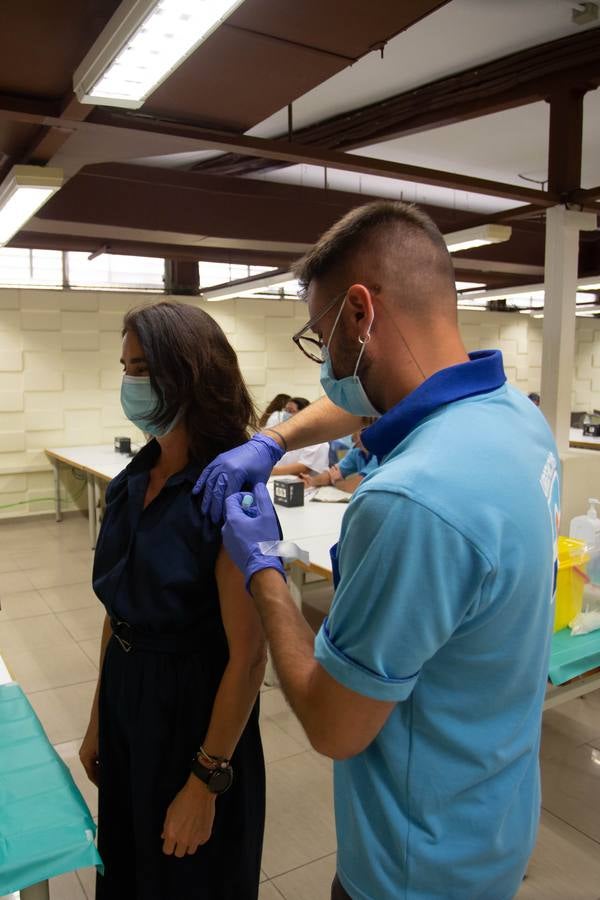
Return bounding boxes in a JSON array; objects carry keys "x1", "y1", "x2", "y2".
[{"x1": 292, "y1": 290, "x2": 347, "y2": 364}]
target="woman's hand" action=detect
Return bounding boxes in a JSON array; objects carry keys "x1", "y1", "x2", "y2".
[
  {"x1": 162, "y1": 777, "x2": 216, "y2": 857},
  {"x1": 79, "y1": 719, "x2": 100, "y2": 787}
]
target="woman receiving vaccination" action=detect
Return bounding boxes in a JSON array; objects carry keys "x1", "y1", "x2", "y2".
[{"x1": 80, "y1": 301, "x2": 266, "y2": 899}]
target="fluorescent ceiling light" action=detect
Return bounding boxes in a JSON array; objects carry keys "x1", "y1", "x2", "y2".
[
  {"x1": 202, "y1": 270, "x2": 300, "y2": 302},
  {"x1": 455, "y1": 281, "x2": 485, "y2": 291},
  {"x1": 0, "y1": 166, "x2": 63, "y2": 247},
  {"x1": 463, "y1": 283, "x2": 597, "y2": 309},
  {"x1": 577, "y1": 276, "x2": 600, "y2": 291},
  {"x1": 457, "y1": 303, "x2": 488, "y2": 311},
  {"x1": 74, "y1": 0, "x2": 244, "y2": 109},
  {"x1": 444, "y1": 225, "x2": 512, "y2": 254}
]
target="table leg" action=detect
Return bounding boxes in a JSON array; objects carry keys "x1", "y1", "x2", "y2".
[
  {"x1": 52, "y1": 461, "x2": 62, "y2": 523},
  {"x1": 87, "y1": 475, "x2": 97, "y2": 549},
  {"x1": 21, "y1": 879, "x2": 50, "y2": 900}
]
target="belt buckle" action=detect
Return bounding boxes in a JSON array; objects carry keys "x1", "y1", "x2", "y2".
[{"x1": 113, "y1": 619, "x2": 132, "y2": 653}]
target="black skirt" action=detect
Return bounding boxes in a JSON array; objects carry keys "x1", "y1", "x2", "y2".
[{"x1": 96, "y1": 637, "x2": 265, "y2": 900}]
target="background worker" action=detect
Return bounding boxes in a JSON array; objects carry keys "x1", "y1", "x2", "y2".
[
  {"x1": 301, "y1": 419, "x2": 377, "y2": 493},
  {"x1": 196, "y1": 201, "x2": 559, "y2": 900}
]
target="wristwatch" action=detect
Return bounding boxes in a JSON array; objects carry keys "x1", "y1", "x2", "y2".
[{"x1": 191, "y1": 753, "x2": 234, "y2": 795}]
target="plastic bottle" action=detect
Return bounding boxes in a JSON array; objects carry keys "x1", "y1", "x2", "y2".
[{"x1": 569, "y1": 498, "x2": 600, "y2": 584}]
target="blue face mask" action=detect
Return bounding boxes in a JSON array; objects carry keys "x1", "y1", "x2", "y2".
[
  {"x1": 319, "y1": 298, "x2": 380, "y2": 418},
  {"x1": 120, "y1": 375, "x2": 179, "y2": 437}
]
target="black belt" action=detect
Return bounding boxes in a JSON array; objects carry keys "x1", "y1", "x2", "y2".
[{"x1": 110, "y1": 617, "x2": 212, "y2": 654}]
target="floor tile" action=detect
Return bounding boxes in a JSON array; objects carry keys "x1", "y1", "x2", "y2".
[
  {"x1": 261, "y1": 716, "x2": 307, "y2": 765},
  {"x1": 262, "y1": 751, "x2": 336, "y2": 879},
  {"x1": 57, "y1": 605, "x2": 105, "y2": 642},
  {"x1": 0, "y1": 613, "x2": 74, "y2": 651},
  {"x1": 0, "y1": 589, "x2": 50, "y2": 620},
  {"x1": 49, "y1": 869, "x2": 87, "y2": 899},
  {"x1": 2, "y1": 641, "x2": 98, "y2": 693},
  {"x1": 541, "y1": 697, "x2": 600, "y2": 761},
  {"x1": 259, "y1": 882, "x2": 284, "y2": 900},
  {"x1": 78, "y1": 638, "x2": 101, "y2": 668},
  {"x1": 272, "y1": 853, "x2": 337, "y2": 900},
  {"x1": 0, "y1": 570, "x2": 34, "y2": 595},
  {"x1": 516, "y1": 809, "x2": 600, "y2": 898},
  {"x1": 27, "y1": 563, "x2": 93, "y2": 591},
  {"x1": 0, "y1": 554, "x2": 24, "y2": 574},
  {"x1": 541, "y1": 742, "x2": 600, "y2": 842},
  {"x1": 28, "y1": 680, "x2": 97, "y2": 744},
  {"x1": 55, "y1": 741, "x2": 98, "y2": 818},
  {"x1": 261, "y1": 688, "x2": 311, "y2": 750},
  {"x1": 76, "y1": 867, "x2": 97, "y2": 900},
  {"x1": 40, "y1": 582, "x2": 99, "y2": 613}
]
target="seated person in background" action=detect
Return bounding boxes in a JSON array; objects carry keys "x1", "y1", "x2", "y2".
[
  {"x1": 300, "y1": 423, "x2": 378, "y2": 493},
  {"x1": 270, "y1": 397, "x2": 330, "y2": 476},
  {"x1": 258, "y1": 393, "x2": 292, "y2": 429}
]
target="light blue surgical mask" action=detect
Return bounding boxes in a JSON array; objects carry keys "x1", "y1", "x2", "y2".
[
  {"x1": 319, "y1": 298, "x2": 380, "y2": 418},
  {"x1": 120, "y1": 375, "x2": 179, "y2": 437}
]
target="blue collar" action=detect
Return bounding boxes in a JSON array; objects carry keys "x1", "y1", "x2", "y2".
[{"x1": 362, "y1": 350, "x2": 506, "y2": 461}]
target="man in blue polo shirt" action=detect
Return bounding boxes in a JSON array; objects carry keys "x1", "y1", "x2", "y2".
[{"x1": 197, "y1": 201, "x2": 559, "y2": 899}]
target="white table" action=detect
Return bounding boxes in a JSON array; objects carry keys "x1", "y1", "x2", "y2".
[
  {"x1": 45, "y1": 445, "x2": 132, "y2": 548},
  {"x1": 570, "y1": 427, "x2": 600, "y2": 450}
]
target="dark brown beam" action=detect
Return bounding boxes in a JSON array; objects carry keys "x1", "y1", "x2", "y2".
[
  {"x1": 11, "y1": 231, "x2": 300, "y2": 267},
  {"x1": 194, "y1": 27, "x2": 600, "y2": 178},
  {"x1": 90, "y1": 112, "x2": 557, "y2": 206},
  {"x1": 548, "y1": 87, "x2": 585, "y2": 197},
  {"x1": 572, "y1": 185, "x2": 600, "y2": 203},
  {"x1": 35, "y1": 162, "x2": 484, "y2": 243},
  {"x1": 0, "y1": 96, "x2": 558, "y2": 205}
]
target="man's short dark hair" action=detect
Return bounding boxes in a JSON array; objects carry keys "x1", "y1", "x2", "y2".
[{"x1": 294, "y1": 200, "x2": 453, "y2": 296}]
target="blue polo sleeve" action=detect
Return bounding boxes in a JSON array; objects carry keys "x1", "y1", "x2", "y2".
[
  {"x1": 338, "y1": 447, "x2": 361, "y2": 478},
  {"x1": 314, "y1": 490, "x2": 491, "y2": 701}
]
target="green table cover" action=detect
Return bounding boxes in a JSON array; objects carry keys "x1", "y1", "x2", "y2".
[
  {"x1": 548, "y1": 627, "x2": 600, "y2": 685},
  {"x1": 0, "y1": 682, "x2": 102, "y2": 895}
]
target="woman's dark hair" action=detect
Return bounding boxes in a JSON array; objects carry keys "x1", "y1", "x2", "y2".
[
  {"x1": 258, "y1": 393, "x2": 291, "y2": 429},
  {"x1": 123, "y1": 302, "x2": 256, "y2": 467},
  {"x1": 290, "y1": 397, "x2": 310, "y2": 411}
]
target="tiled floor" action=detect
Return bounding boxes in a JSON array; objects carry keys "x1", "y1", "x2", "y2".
[{"x1": 1, "y1": 514, "x2": 600, "y2": 899}]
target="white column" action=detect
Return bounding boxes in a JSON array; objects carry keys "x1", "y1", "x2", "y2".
[{"x1": 540, "y1": 206, "x2": 597, "y2": 453}]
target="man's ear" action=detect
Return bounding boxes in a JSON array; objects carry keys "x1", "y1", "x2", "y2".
[{"x1": 346, "y1": 284, "x2": 372, "y2": 329}]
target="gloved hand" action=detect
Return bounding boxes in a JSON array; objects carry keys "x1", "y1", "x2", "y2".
[
  {"x1": 193, "y1": 434, "x2": 284, "y2": 525},
  {"x1": 222, "y1": 484, "x2": 286, "y2": 593}
]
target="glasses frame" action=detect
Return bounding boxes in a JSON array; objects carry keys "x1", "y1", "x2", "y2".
[{"x1": 292, "y1": 290, "x2": 347, "y2": 363}]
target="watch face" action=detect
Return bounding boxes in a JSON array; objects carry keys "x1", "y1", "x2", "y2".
[{"x1": 208, "y1": 767, "x2": 233, "y2": 794}]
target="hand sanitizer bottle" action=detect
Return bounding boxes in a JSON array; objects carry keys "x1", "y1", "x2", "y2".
[{"x1": 570, "y1": 498, "x2": 600, "y2": 583}]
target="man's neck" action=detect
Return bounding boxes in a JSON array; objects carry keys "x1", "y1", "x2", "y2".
[{"x1": 380, "y1": 341, "x2": 470, "y2": 412}]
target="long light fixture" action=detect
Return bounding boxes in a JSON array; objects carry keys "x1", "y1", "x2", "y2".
[
  {"x1": 202, "y1": 270, "x2": 298, "y2": 302},
  {"x1": 0, "y1": 166, "x2": 63, "y2": 247},
  {"x1": 73, "y1": 0, "x2": 244, "y2": 109},
  {"x1": 444, "y1": 224, "x2": 512, "y2": 253},
  {"x1": 202, "y1": 271, "x2": 489, "y2": 303}
]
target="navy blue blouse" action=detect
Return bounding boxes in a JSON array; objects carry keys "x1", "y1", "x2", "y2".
[{"x1": 92, "y1": 440, "x2": 222, "y2": 636}]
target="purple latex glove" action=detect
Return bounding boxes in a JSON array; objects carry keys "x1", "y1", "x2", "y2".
[
  {"x1": 222, "y1": 485, "x2": 286, "y2": 593},
  {"x1": 192, "y1": 434, "x2": 284, "y2": 525}
]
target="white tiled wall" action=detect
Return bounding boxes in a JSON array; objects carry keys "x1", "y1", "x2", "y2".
[
  {"x1": 1, "y1": 288, "x2": 600, "y2": 519},
  {"x1": 0, "y1": 288, "x2": 319, "y2": 519}
]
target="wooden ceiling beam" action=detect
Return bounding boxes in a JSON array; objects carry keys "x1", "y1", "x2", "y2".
[
  {"x1": 10, "y1": 230, "x2": 300, "y2": 267},
  {"x1": 0, "y1": 95, "x2": 557, "y2": 205},
  {"x1": 548, "y1": 87, "x2": 585, "y2": 197},
  {"x1": 194, "y1": 27, "x2": 600, "y2": 178},
  {"x1": 89, "y1": 112, "x2": 557, "y2": 206}
]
